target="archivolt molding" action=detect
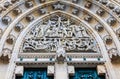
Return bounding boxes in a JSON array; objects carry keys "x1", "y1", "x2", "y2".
[
  {"x1": 6, "y1": 11, "x2": 112, "y2": 79},
  {"x1": 0, "y1": 0, "x2": 119, "y2": 58},
  {"x1": 21, "y1": 14, "x2": 99, "y2": 53},
  {"x1": 15, "y1": 11, "x2": 103, "y2": 54},
  {"x1": 0, "y1": 0, "x2": 118, "y2": 79}
]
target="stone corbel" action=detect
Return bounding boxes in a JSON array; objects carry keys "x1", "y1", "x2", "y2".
[
  {"x1": 47, "y1": 65, "x2": 54, "y2": 76},
  {"x1": 15, "y1": 66, "x2": 24, "y2": 76},
  {"x1": 97, "y1": 65, "x2": 106, "y2": 76},
  {"x1": 68, "y1": 66, "x2": 75, "y2": 76}
]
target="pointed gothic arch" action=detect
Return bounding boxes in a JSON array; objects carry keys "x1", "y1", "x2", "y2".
[
  {"x1": 5, "y1": 10, "x2": 115, "y2": 79},
  {"x1": 0, "y1": 0, "x2": 120, "y2": 79}
]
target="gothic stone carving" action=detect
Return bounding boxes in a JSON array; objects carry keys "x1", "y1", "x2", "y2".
[
  {"x1": 13, "y1": 8, "x2": 22, "y2": 15},
  {"x1": 72, "y1": 8, "x2": 79, "y2": 15},
  {"x1": 95, "y1": 24, "x2": 104, "y2": 32},
  {"x1": 53, "y1": 3, "x2": 65, "y2": 10},
  {"x1": 115, "y1": 8, "x2": 120, "y2": 14},
  {"x1": 55, "y1": 46, "x2": 66, "y2": 63},
  {"x1": 108, "y1": 48, "x2": 118, "y2": 58},
  {"x1": 15, "y1": 66, "x2": 24, "y2": 76},
  {"x1": 6, "y1": 35, "x2": 15, "y2": 45},
  {"x1": 2, "y1": 16, "x2": 11, "y2": 25},
  {"x1": 107, "y1": 3, "x2": 115, "y2": 9},
  {"x1": 107, "y1": 17, "x2": 117, "y2": 26},
  {"x1": 25, "y1": 1, "x2": 33, "y2": 8},
  {"x1": 4, "y1": 2, "x2": 10, "y2": 8},
  {"x1": 47, "y1": 66, "x2": 54, "y2": 76},
  {"x1": 100, "y1": 0, "x2": 108, "y2": 5},
  {"x1": 26, "y1": 15, "x2": 34, "y2": 22},
  {"x1": 85, "y1": 1, "x2": 92, "y2": 9},
  {"x1": 84, "y1": 15, "x2": 93, "y2": 22},
  {"x1": 104, "y1": 35, "x2": 113, "y2": 45},
  {"x1": 39, "y1": 8, "x2": 46, "y2": 14},
  {"x1": 14, "y1": 23, "x2": 23, "y2": 32},
  {"x1": 22, "y1": 15, "x2": 98, "y2": 53},
  {"x1": 96, "y1": 8, "x2": 105, "y2": 16},
  {"x1": 2, "y1": 48, "x2": 12, "y2": 59}
]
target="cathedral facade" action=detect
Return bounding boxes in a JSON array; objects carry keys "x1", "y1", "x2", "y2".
[{"x1": 0, "y1": 0, "x2": 120, "y2": 79}]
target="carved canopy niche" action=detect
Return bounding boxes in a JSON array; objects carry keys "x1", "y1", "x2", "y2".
[{"x1": 21, "y1": 14, "x2": 99, "y2": 53}]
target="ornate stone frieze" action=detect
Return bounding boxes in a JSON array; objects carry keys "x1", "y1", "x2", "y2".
[{"x1": 22, "y1": 15, "x2": 99, "y2": 53}]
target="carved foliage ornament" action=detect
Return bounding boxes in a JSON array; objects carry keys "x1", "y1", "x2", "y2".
[
  {"x1": 22, "y1": 15, "x2": 99, "y2": 53},
  {"x1": 2, "y1": 48, "x2": 12, "y2": 59}
]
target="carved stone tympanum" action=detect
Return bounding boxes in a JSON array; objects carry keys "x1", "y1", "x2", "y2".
[{"x1": 22, "y1": 14, "x2": 98, "y2": 53}]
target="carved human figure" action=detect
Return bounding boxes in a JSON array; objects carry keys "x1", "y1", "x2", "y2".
[
  {"x1": 74, "y1": 25, "x2": 83, "y2": 37},
  {"x1": 80, "y1": 26, "x2": 89, "y2": 37},
  {"x1": 22, "y1": 15, "x2": 98, "y2": 53},
  {"x1": 56, "y1": 45, "x2": 66, "y2": 63}
]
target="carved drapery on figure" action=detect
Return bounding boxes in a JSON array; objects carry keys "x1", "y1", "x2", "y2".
[
  {"x1": 55, "y1": 45, "x2": 66, "y2": 63},
  {"x1": 22, "y1": 15, "x2": 98, "y2": 53}
]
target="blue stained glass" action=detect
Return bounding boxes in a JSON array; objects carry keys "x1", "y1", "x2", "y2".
[
  {"x1": 70, "y1": 68, "x2": 105, "y2": 79},
  {"x1": 16, "y1": 68, "x2": 53, "y2": 79}
]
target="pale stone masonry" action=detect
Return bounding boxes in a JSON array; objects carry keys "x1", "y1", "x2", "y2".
[{"x1": 0, "y1": 0, "x2": 120, "y2": 79}]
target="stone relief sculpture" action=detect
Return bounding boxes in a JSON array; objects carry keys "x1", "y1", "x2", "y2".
[
  {"x1": 22, "y1": 15, "x2": 98, "y2": 53},
  {"x1": 55, "y1": 45, "x2": 66, "y2": 63}
]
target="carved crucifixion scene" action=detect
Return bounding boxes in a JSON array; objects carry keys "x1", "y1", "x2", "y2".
[{"x1": 22, "y1": 15, "x2": 98, "y2": 53}]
